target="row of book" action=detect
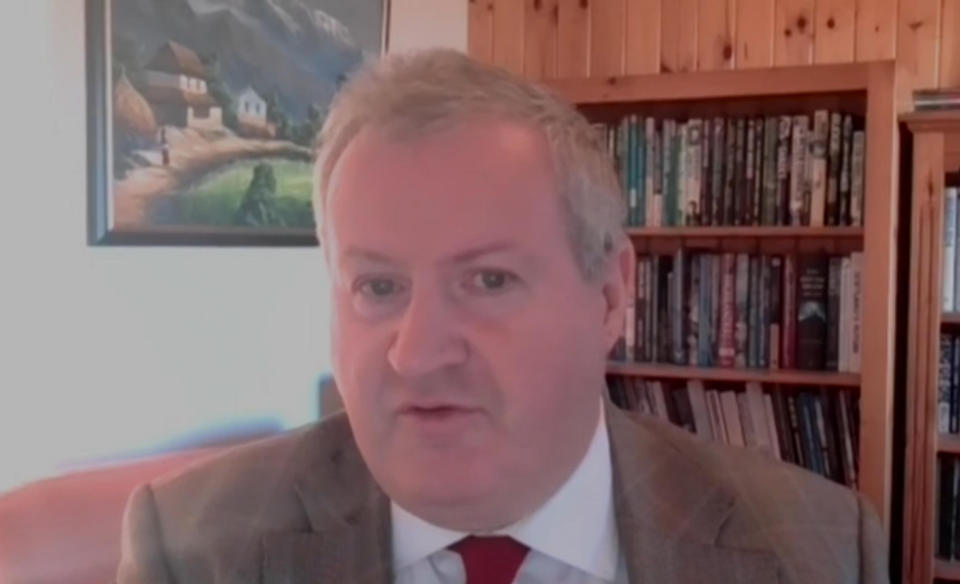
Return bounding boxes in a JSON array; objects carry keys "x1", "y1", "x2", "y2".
[
  {"x1": 939, "y1": 333, "x2": 960, "y2": 435},
  {"x1": 610, "y1": 251, "x2": 864, "y2": 372},
  {"x1": 595, "y1": 112, "x2": 867, "y2": 228},
  {"x1": 937, "y1": 454, "x2": 960, "y2": 560},
  {"x1": 607, "y1": 376, "x2": 859, "y2": 487},
  {"x1": 940, "y1": 187, "x2": 960, "y2": 312}
]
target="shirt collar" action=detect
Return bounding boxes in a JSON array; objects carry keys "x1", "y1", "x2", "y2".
[{"x1": 391, "y1": 401, "x2": 618, "y2": 581}]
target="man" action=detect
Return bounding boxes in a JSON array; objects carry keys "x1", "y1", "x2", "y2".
[{"x1": 117, "y1": 49, "x2": 888, "y2": 583}]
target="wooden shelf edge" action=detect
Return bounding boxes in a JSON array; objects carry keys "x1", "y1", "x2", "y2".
[
  {"x1": 935, "y1": 559, "x2": 960, "y2": 580},
  {"x1": 606, "y1": 362, "x2": 861, "y2": 387},
  {"x1": 543, "y1": 62, "x2": 890, "y2": 105},
  {"x1": 901, "y1": 110, "x2": 960, "y2": 133},
  {"x1": 625, "y1": 226, "x2": 864, "y2": 238},
  {"x1": 940, "y1": 435, "x2": 960, "y2": 455}
]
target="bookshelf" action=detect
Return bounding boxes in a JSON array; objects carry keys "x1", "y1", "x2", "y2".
[
  {"x1": 902, "y1": 110, "x2": 960, "y2": 584},
  {"x1": 543, "y1": 61, "x2": 903, "y2": 531}
]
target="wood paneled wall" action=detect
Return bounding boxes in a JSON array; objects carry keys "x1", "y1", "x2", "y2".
[{"x1": 468, "y1": 0, "x2": 960, "y2": 89}]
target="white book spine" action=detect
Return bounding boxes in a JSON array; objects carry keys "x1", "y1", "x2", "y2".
[
  {"x1": 809, "y1": 110, "x2": 829, "y2": 227},
  {"x1": 737, "y1": 392, "x2": 757, "y2": 448},
  {"x1": 707, "y1": 389, "x2": 728, "y2": 444},
  {"x1": 947, "y1": 186, "x2": 959, "y2": 311},
  {"x1": 720, "y1": 391, "x2": 745, "y2": 447},
  {"x1": 850, "y1": 252, "x2": 863, "y2": 372},
  {"x1": 954, "y1": 187, "x2": 960, "y2": 312},
  {"x1": 790, "y1": 116, "x2": 809, "y2": 226}
]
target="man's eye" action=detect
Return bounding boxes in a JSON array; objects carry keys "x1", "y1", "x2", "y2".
[
  {"x1": 358, "y1": 278, "x2": 402, "y2": 298},
  {"x1": 468, "y1": 270, "x2": 516, "y2": 293}
]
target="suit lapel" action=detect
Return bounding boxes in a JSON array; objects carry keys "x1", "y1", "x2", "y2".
[
  {"x1": 261, "y1": 415, "x2": 392, "y2": 584},
  {"x1": 606, "y1": 402, "x2": 782, "y2": 584}
]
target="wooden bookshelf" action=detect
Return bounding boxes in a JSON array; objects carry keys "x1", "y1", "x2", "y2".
[
  {"x1": 607, "y1": 361, "x2": 861, "y2": 387},
  {"x1": 934, "y1": 559, "x2": 960, "y2": 581},
  {"x1": 902, "y1": 111, "x2": 960, "y2": 584},
  {"x1": 939, "y1": 435, "x2": 960, "y2": 455},
  {"x1": 544, "y1": 61, "x2": 903, "y2": 536},
  {"x1": 624, "y1": 226, "x2": 865, "y2": 239}
]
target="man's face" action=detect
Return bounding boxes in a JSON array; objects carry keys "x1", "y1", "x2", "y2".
[{"x1": 324, "y1": 119, "x2": 626, "y2": 530}]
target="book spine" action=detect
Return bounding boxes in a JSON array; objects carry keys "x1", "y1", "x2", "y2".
[
  {"x1": 687, "y1": 118, "x2": 703, "y2": 226},
  {"x1": 627, "y1": 116, "x2": 638, "y2": 225},
  {"x1": 735, "y1": 253, "x2": 750, "y2": 368},
  {"x1": 782, "y1": 255, "x2": 797, "y2": 369},
  {"x1": 810, "y1": 110, "x2": 829, "y2": 227},
  {"x1": 636, "y1": 116, "x2": 646, "y2": 227},
  {"x1": 826, "y1": 257, "x2": 842, "y2": 371},
  {"x1": 707, "y1": 389, "x2": 728, "y2": 443},
  {"x1": 748, "y1": 255, "x2": 761, "y2": 368},
  {"x1": 850, "y1": 130, "x2": 866, "y2": 226},
  {"x1": 839, "y1": 114, "x2": 854, "y2": 225},
  {"x1": 786, "y1": 393, "x2": 806, "y2": 467},
  {"x1": 724, "y1": 118, "x2": 738, "y2": 225},
  {"x1": 677, "y1": 122, "x2": 689, "y2": 225},
  {"x1": 837, "y1": 389, "x2": 858, "y2": 488},
  {"x1": 839, "y1": 256, "x2": 851, "y2": 371},
  {"x1": 790, "y1": 115, "x2": 809, "y2": 226},
  {"x1": 776, "y1": 116, "x2": 792, "y2": 226},
  {"x1": 650, "y1": 256, "x2": 661, "y2": 361},
  {"x1": 773, "y1": 390, "x2": 797, "y2": 464},
  {"x1": 719, "y1": 253, "x2": 737, "y2": 367},
  {"x1": 698, "y1": 253, "x2": 713, "y2": 366},
  {"x1": 758, "y1": 257, "x2": 771, "y2": 369},
  {"x1": 826, "y1": 112, "x2": 842, "y2": 226},
  {"x1": 769, "y1": 256, "x2": 783, "y2": 369},
  {"x1": 762, "y1": 117, "x2": 778, "y2": 225},
  {"x1": 737, "y1": 392, "x2": 757, "y2": 448},
  {"x1": 688, "y1": 253, "x2": 701, "y2": 366},
  {"x1": 799, "y1": 393, "x2": 824, "y2": 475},
  {"x1": 751, "y1": 117, "x2": 765, "y2": 225},
  {"x1": 735, "y1": 118, "x2": 748, "y2": 225},
  {"x1": 687, "y1": 380, "x2": 713, "y2": 440},
  {"x1": 645, "y1": 117, "x2": 656, "y2": 227},
  {"x1": 672, "y1": 386, "x2": 696, "y2": 433},
  {"x1": 953, "y1": 338, "x2": 960, "y2": 434},
  {"x1": 712, "y1": 117, "x2": 726, "y2": 225},
  {"x1": 636, "y1": 257, "x2": 646, "y2": 362},
  {"x1": 711, "y1": 254, "x2": 722, "y2": 365},
  {"x1": 850, "y1": 252, "x2": 863, "y2": 373},
  {"x1": 796, "y1": 254, "x2": 829, "y2": 370},
  {"x1": 947, "y1": 187, "x2": 958, "y2": 311},
  {"x1": 745, "y1": 381, "x2": 772, "y2": 454},
  {"x1": 701, "y1": 117, "x2": 713, "y2": 226},
  {"x1": 673, "y1": 249, "x2": 687, "y2": 365},
  {"x1": 720, "y1": 390, "x2": 746, "y2": 446},
  {"x1": 954, "y1": 189, "x2": 960, "y2": 313},
  {"x1": 942, "y1": 334, "x2": 953, "y2": 433},
  {"x1": 764, "y1": 392, "x2": 783, "y2": 460},
  {"x1": 652, "y1": 119, "x2": 663, "y2": 227}
]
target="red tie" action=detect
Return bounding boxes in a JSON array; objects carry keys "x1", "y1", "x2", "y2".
[{"x1": 449, "y1": 535, "x2": 530, "y2": 584}]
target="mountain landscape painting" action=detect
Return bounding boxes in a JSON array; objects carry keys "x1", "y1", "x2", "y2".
[{"x1": 87, "y1": 0, "x2": 386, "y2": 245}]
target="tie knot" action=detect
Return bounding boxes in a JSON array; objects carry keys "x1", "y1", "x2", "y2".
[{"x1": 449, "y1": 535, "x2": 530, "y2": 584}]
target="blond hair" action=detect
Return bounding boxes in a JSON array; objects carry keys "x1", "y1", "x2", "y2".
[{"x1": 313, "y1": 48, "x2": 625, "y2": 281}]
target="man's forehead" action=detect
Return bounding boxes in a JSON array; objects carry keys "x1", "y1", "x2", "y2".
[{"x1": 337, "y1": 240, "x2": 535, "y2": 268}]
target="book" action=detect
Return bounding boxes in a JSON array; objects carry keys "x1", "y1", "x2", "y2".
[
  {"x1": 850, "y1": 130, "x2": 865, "y2": 226},
  {"x1": 769, "y1": 256, "x2": 783, "y2": 369},
  {"x1": 796, "y1": 254, "x2": 829, "y2": 370},
  {"x1": 826, "y1": 112, "x2": 842, "y2": 225},
  {"x1": 826, "y1": 257, "x2": 842, "y2": 371},
  {"x1": 946, "y1": 186, "x2": 958, "y2": 312},
  {"x1": 720, "y1": 390, "x2": 746, "y2": 446},
  {"x1": 789, "y1": 116, "x2": 809, "y2": 226},
  {"x1": 707, "y1": 389, "x2": 727, "y2": 444},
  {"x1": 809, "y1": 110, "x2": 829, "y2": 227},
  {"x1": 764, "y1": 392, "x2": 783, "y2": 460},
  {"x1": 782, "y1": 255, "x2": 797, "y2": 369},
  {"x1": 849, "y1": 252, "x2": 863, "y2": 373},
  {"x1": 735, "y1": 253, "x2": 750, "y2": 367},
  {"x1": 745, "y1": 381, "x2": 773, "y2": 455},
  {"x1": 687, "y1": 380, "x2": 713, "y2": 440},
  {"x1": 719, "y1": 253, "x2": 737, "y2": 367}
]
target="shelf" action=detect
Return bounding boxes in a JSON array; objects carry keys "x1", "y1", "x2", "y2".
[
  {"x1": 940, "y1": 435, "x2": 960, "y2": 455},
  {"x1": 625, "y1": 226, "x2": 864, "y2": 239},
  {"x1": 935, "y1": 559, "x2": 960, "y2": 581},
  {"x1": 944, "y1": 313, "x2": 960, "y2": 326},
  {"x1": 606, "y1": 362, "x2": 861, "y2": 387},
  {"x1": 545, "y1": 62, "x2": 881, "y2": 105}
]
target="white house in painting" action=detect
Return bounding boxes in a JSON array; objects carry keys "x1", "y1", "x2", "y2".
[
  {"x1": 235, "y1": 86, "x2": 275, "y2": 138},
  {"x1": 142, "y1": 40, "x2": 222, "y2": 130}
]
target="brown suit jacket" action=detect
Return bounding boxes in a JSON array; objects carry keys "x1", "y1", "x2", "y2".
[{"x1": 117, "y1": 402, "x2": 888, "y2": 583}]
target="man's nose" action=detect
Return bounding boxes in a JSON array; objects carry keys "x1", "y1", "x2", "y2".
[{"x1": 387, "y1": 286, "x2": 468, "y2": 378}]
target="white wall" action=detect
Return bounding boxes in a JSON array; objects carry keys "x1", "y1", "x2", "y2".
[{"x1": 0, "y1": 0, "x2": 466, "y2": 493}]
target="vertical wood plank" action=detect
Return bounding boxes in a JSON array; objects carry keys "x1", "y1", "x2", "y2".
[
  {"x1": 493, "y1": 0, "x2": 526, "y2": 76},
  {"x1": 897, "y1": 0, "x2": 941, "y2": 90},
  {"x1": 855, "y1": 0, "x2": 897, "y2": 61},
  {"x1": 941, "y1": 0, "x2": 960, "y2": 88},
  {"x1": 698, "y1": 0, "x2": 736, "y2": 71},
  {"x1": 557, "y1": 0, "x2": 589, "y2": 78},
  {"x1": 661, "y1": 0, "x2": 698, "y2": 73},
  {"x1": 590, "y1": 0, "x2": 627, "y2": 76},
  {"x1": 901, "y1": 131, "x2": 944, "y2": 584},
  {"x1": 775, "y1": 0, "x2": 815, "y2": 66},
  {"x1": 736, "y1": 0, "x2": 775, "y2": 69},
  {"x1": 814, "y1": 0, "x2": 855, "y2": 63},
  {"x1": 626, "y1": 0, "x2": 661, "y2": 74},
  {"x1": 859, "y1": 61, "x2": 902, "y2": 532},
  {"x1": 468, "y1": 0, "x2": 495, "y2": 63},
  {"x1": 525, "y1": 0, "x2": 559, "y2": 80}
]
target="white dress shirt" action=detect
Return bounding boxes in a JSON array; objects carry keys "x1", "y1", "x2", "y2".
[{"x1": 391, "y1": 403, "x2": 628, "y2": 584}]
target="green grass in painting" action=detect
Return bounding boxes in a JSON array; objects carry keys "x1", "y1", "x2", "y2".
[{"x1": 175, "y1": 158, "x2": 314, "y2": 227}]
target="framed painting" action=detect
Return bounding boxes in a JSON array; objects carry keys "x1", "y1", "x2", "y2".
[{"x1": 86, "y1": 0, "x2": 389, "y2": 246}]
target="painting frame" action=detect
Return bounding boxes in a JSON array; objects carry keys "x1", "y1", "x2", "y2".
[{"x1": 86, "y1": 0, "x2": 390, "y2": 246}]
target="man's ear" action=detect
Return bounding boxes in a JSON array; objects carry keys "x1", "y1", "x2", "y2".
[{"x1": 600, "y1": 234, "x2": 636, "y2": 352}]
